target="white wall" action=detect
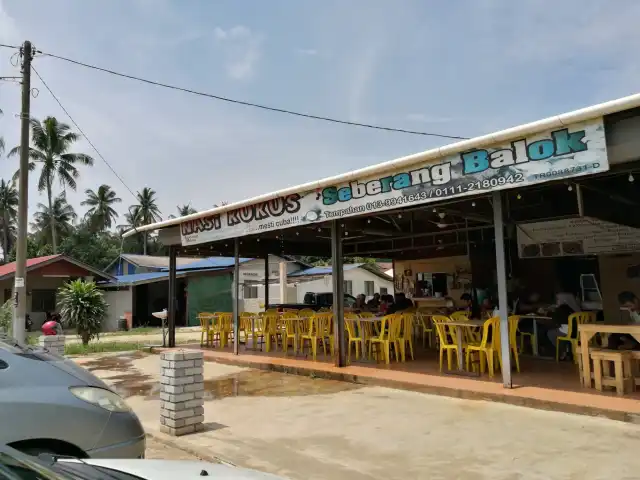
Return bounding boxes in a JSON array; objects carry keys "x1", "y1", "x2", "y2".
[
  {"x1": 102, "y1": 289, "x2": 133, "y2": 332},
  {"x1": 294, "y1": 268, "x2": 393, "y2": 302}
]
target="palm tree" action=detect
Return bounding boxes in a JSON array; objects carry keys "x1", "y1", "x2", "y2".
[
  {"x1": 81, "y1": 184, "x2": 122, "y2": 231},
  {"x1": 117, "y1": 206, "x2": 141, "y2": 235},
  {"x1": 133, "y1": 188, "x2": 161, "y2": 255},
  {"x1": 9, "y1": 116, "x2": 94, "y2": 253},
  {"x1": 0, "y1": 179, "x2": 18, "y2": 262},
  {"x1": 31, "y1": 193, "x2": 77, "y2": 246},
  {"x1": 168, "y1": 203, "x2": 197, "y2": 219},
  {"x1": 0, "y1": 107, "x2": 4, "y2": 157}
]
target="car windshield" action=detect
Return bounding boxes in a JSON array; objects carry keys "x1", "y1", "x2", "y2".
[{"x1": 0, "y1": 449, "x2": 68, "y2": 480}]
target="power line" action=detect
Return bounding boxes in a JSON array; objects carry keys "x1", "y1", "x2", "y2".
[
  {"x1": 0, "y1": 43, "x2": 20, "y2": 50},
  {"x1": 38, "y1": 51, "x2": 469, "y2": 140},
  {"x1": 30, "y1": 65, "x2": 139, "y2": 202}
]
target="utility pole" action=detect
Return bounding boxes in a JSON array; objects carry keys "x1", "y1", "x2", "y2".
[{"x1": 13, "y1": 40, "x2": 32, "y2": 344}]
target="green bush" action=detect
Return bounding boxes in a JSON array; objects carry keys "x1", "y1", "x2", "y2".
[
  {"x1": 58, "y1": 280, "x2": 108, "y2": 345},
  {"x1": 0, "y1": 300, "x2": 12, "y2": 335}
]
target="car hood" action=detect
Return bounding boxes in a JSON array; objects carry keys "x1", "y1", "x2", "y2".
[
  {"x1": 72, "y1": 459, "x2": 285, "y2": 479},
  {"x1": 27, "y1": 348, "x2": 111, "y2": 389}
]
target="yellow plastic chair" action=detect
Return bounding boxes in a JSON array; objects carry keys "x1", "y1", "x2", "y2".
[
  {"x1": 432, "y1": 315, "x2": 462, "y2": 371},
  {"x1": 239, "y1": 312, "x2": 253, "y2": 345},
  {"x1": 219, "y1": 313, "x2": 235, "y2": 348},
  {"x1": 357, "y1": 313, "x2": 378, "y2": 347},
  {"x1": 197, "y1": 312, "x2": 215, "y2": 346},
  {"x1": 299, "y1": 308, "x2": 314, "y2": 319},
  {"x1": 508, "y1": 315, "x2": 521, "y2": 373},
  {"x1": 556, "y1": 311, "x2": 593, "y2": 363},
  {"x1": 465, "y1": 317, "x2": 501, "y2": 377},
  {"x1": 282, "y1": 312, "x2": 299, "y2": 355},
  {"x1": 397, "y1": 313, "x2": 415, "y2": 362},
  {"x1": 263, "y1": 312, "x2": 281, "y2": 352},
  {"x1": 300, "y1": 314, "x2": 327, "y2": 361},
  {"x1": 416, "y1": 312, "x2": 434, "y2": 348},
  {"x1": 366, "y1": 314, "x2": 400, "y2": 364},
  {"x1": 450, "y1": 310, "x2": 482, "y2": 343},
  {"x1": 344, "y1": 313, "x2": 363, "y2": 364},
  {"x1": 517, "y1": 319, "x2": 537, "y2": 354},
  {"x1": 315, "y1": 312, "x2": 334, "y2": 356}
]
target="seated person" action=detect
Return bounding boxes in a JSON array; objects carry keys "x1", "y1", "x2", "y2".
[
  {"x1": 379, "y1": 295, "x2": 394, "y2": 314},
  {"x1": 460, "y1": 293, "x2": 481, "y2": 319},
  {"x1": 387, "y1": 293, "x2": 413, "y2": 314},
  {"x1": 608, "y1": 291, "x2": 640, "y2": 350},
  {"x1": 367, "y1": 293, "x2": 381, "y2": 309},
  {"x1": 547, "y1": 290, "x2": 580, "y2": 359},
  {"x1": 354, "y1": 294, "x2": 367, "y2": 310}
]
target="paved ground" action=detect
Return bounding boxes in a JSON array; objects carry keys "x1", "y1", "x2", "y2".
[
  {"x1": 145, "y1": 436, "x2": 202, "y2": 461},
  {"x1": 65, "y1": 330, "x2": 201, "y2": 345},
  {"x1": 75, "y1": 352, "x2": 640, "y2": 480}
]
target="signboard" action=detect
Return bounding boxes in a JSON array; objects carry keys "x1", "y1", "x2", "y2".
[
  {"x1": 517, "y1": 217, "x2": 640, "y2": 258},
  {"x1": 181, "y1": 118, "x2": 608, "y2": 246}
]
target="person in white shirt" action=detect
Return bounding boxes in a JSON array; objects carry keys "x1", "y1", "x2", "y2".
[
  {"x1": 608, "y1": 291, "x2": 640, "y2": 350},
  {"x1": 547, "y1": 290, "x2": 580, "y2": 359}
]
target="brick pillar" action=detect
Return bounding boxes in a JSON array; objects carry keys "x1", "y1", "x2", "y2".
[
  {"x1": 39, "y1": 335, "x2": 66, "y2": 356},
  {"x1": 160, "y1": 350, "x2": 205, "y2": 436}
]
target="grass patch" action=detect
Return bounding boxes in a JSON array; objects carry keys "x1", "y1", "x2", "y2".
[
  {"x1": 65, "y1": 342, "x2": 146, "y2": 356},
  {"x1": 102, "y1": 327, "x2": 161, "y2": 336}
]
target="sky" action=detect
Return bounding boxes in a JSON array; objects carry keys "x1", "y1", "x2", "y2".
[{"x1": 1, "y1": 0, "x2": 640, "y2": 227}]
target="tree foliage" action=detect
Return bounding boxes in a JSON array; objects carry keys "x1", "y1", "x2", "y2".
[{"x1": 58, "y1": 279, "x2": 108, "y2": 345}]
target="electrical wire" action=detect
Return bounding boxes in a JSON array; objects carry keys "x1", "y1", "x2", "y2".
[
  {"x1": 0, "y1": 43, "x2": 20, "y2": 50},
  {"x1": 38, "y1": 51, "x2": 469, "y2": 140},
  {"x1": 31, "y1": 65, "x2": 139, "y2": 206}
]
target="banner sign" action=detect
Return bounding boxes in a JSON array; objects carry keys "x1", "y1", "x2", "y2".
[
  {"x1": 181, "y1": 118, "x2": 608, "y2": 246},
  {"x1": 517, "y1": 217, "x2": 640, "y2": 257}
]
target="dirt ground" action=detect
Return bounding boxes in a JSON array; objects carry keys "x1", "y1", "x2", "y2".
[
  {"x1": 76, "y1": 352, "x2": 640, "y2": 480},
  {"x1": 145, "y1": 436, "x2": 203, "y2": 461}
]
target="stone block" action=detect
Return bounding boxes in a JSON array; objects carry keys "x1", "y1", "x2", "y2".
[
  {"x1": 181, "y1": 350, "x2": 204, "y2": 360},
  {"x1": 162, "y1": 416, "x2": 186, "y2": 428},
  {"x1": 184, "y1": 367, "x2": 203, "y2": 376},
  {"x1": 160, "y1": 392, "x2": 195, "y2": 403},
  {"x1": 194, "y1": 390, "x2": 205, "y2": 399},
  {"x1": 161, "y1": 375, "x2": 196, "y2": 386},
  {"x1": 161, "y1": 424, "x2": 200, "y2": 436},
  {"x1": 161, "y1": 407, "x2": 197, "y2": 420},
  {"x1": 161, "y1": 384, "x2": 184, "y2": 395},
  {"x1": 183, "y1": 414, "x2": 205, "y2": 426},
  {"x1": 161, "y1": 351, "x2": 184, "y2": 361},
  {"x1": 183, "y1": 382, "x2": 204, "y2": 393}
]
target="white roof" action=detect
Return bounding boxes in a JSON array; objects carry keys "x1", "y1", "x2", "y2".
[{"x1": 123, "y1": 91, "x2": 640, "y2": 239}]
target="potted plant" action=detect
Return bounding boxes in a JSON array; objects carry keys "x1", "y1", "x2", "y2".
[{"x1": 58, "y1": 280, "x2": 108, "y2": 345}]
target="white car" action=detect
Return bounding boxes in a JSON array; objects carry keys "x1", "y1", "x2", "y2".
[{"x1": 0, "y1": 444, "x2": 285, "y2": 479}]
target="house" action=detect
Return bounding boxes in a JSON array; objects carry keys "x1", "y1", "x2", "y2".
[
  {"x1": 99, "y1": 255, "x2": 305, "y2": 329},
  {"x1": 288, "y1": 263, "x2": 394, "y2": 302},
  {"x1": 0, "y1": 255, "x2": 114, "y2": 329},
  {"x1": 104, "y1": 253, "x2": 204, "y2": 276}
]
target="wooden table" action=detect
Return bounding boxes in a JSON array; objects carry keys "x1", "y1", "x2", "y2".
[
  {"x1": 579, "y1": 323, "x2": 640, "y2": 387},
  {"x1": 443, "y1": 320, "x2": 485, "y2": 371}
]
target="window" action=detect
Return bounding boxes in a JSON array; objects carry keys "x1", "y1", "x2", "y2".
[
  {"x1": 31, "y1": 289, "x2": 56, "y2": 312},
  {"x1": 243, "y1": 285, "x2": 259, "y2": 299},
  {"x1": 364, "y1": 281, "x2": 374, "y2": 296},
  {"x1": 380, "y1": 287, "x2": 388, "y2": 296},
  {"x1": 343, "y1": 280, "x2": 353, "y2": 295}
]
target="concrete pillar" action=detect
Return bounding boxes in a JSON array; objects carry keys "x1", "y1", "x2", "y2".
[
  {"x1": 39, "y1": 335, "x2": 65, "y2": 356},
  {"x1": 279, "y1": 262, "x2": 287, "y2": 303},
  {"x1": 160, "y1": 350, "x2": 205, "y2": 436}
]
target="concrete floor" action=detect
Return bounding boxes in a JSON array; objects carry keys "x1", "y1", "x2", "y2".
[{"x1": 75, "y1": 352, "x2": 640, "y2": 480}]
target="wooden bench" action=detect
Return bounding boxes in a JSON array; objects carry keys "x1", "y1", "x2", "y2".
[{"x1": 590, "y1": 349, "x2": 634, "y2": 396}]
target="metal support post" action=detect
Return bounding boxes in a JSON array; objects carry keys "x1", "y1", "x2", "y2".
[
  {"x1": 331, "y1": 221, "x2": 346, "y2": 367},
  {"x1": 264, "y1": 254, "x2": 269, "y2": 309},
  {"x1": 167, "y1": 245, "x2": 177, "y2": 348},
  {"x1": 493, "y1": 191, "x2": 512, "y2": 388},
  {"x1": 233, "y1": 238, "x2": 240, "y2": 355}
]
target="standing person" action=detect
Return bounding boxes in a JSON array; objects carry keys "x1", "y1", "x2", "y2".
[{"x1": 607, "y1": 291, "x2": 640, "y2": 350}]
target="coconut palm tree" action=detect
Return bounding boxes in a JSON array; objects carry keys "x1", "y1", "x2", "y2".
[
  {"x1": 0, "y1": 179, "x2": 18, "y2": 262},
  {"x1": 31, "y1": 193, "x2": 77, "y2": 246},
  {"x1": 81, "y1": 184, "x2": 122, "y2": 231},
  {"x1": 9, "y1": 116, "x2": 94, "y2": 253},
  {"x1": 132, "y1": 188, "x2": 161, "y2": 255},
  {"x1": 117, "y1": 206, "x2": 141, "y2": 235},
  {"x1": 168, "y1": 203, "x2": 197, "y2": 219}
]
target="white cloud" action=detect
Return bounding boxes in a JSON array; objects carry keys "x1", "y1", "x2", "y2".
[{"x1": 213, "y1": 25, "x2": 263, "y2": 80}]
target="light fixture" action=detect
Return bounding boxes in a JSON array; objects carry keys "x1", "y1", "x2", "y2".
[
  {"x1": 471, "y1": 201, "x2": 476, "y2": 207},
  {"x1": 257, "y1": 239, "x2": 260, "y2": 242},
  {"x1": 345, "y1": 231, "x2": 349, "y2": 236},
  {"x1": 367, "y1": 219, "x2": 371, "y2": 223},
  {"x1": 432, "y1": 208, "x2": 437, "y2": 213},
  {"x1": 398, "y1": 214, "x2": 402, "y2": 219},
  {"x1": 629, "y1": 173, "x2": 635, "y2": 183},
  {"x1": 517, "y1": 193, "x2": 522, "y2": 200},
  {"x1": 438, "y1": 212, "x2": 446, "y2": 219},
  {"x1": 567, "y1": 184, "x2": 573, "y2": 191},
  {"x1": 296, "y1": 232, "x2": 299, "y2": 236}
]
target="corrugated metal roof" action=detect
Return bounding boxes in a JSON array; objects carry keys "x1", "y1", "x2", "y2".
[
  {"x1": 289, "y1": 263, "x2": 363, "y2": 277},
  {"x1": 0, "y1": 255, "x2": 60, "y2": 278},
  {"x1": 167, "y1": 257, "x2": 253, "y2": 271},
  {"x1": 120, "y1": 254, "x2": 204, "y2": 269}
]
